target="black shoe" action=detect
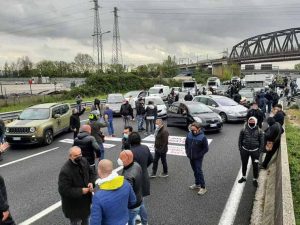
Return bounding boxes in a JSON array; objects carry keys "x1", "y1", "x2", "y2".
[
  {"x1": 253, "y1": 180, "x2": 258, "y2": 187},
  {"x1": 238, "y1": 177, "x2": 246, "y2": 183}
]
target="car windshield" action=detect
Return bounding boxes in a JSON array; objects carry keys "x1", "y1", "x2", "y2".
[
  {"x1": 145, "y1": 97, "x2": 164, "y2": 105},
  {"x1": 124, "y1": 91, "x2": 140, "y2": 98},
  {"x1": 107, "y1": 95, "x2": 124, "y2": 103},
  {"x1": 19, "y1": 108, "x2": 50, "y2": 120},
  {"x1": 188, "y1": 104, "x2": 212, "y2": 114},
  {"x1": 183, "y1": 82, "x2": 195, "y2": 88},
  {"x1": 208, "y1": 81, "x2": 217, "y2": 86},
  {"x1": 215, "y1": 97, "x2": 238, "y2": 106},
  {"x1": 149, "y1": 88, "x2": 162, "y2": 94}
]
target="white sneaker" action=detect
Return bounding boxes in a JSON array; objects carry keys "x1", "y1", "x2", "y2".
[
  {"x1": 198, "y1": 188, "x2": 207, "y2": 195},
  {"x1": 189, "y1": 184, "x2": 201, "y2": 190}
]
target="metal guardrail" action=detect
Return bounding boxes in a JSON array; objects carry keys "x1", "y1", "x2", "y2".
[{"x1": 0, "y1": 100, "x2": 106, "y2": 122}]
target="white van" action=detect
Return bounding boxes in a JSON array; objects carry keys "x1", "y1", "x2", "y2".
[
  {"x1": 182, "y1": 80, "x2": 197, "y2": 95},
  {"x1": 207, "y1": 77, "x2": 221, "y2": 90},
  {"x1": 149, "y1": 85, "x2": 170, "y2": 101}
]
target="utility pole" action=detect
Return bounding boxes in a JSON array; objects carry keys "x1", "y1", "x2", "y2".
[
  {"x1": 92, "y1": 0, "x2": 103, "y2": 71},
  {"x1": 112, "y1": 7, "x2": 123, "y2": 66}
]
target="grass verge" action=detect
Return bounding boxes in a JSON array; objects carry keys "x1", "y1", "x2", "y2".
[{"x1": 286, "y1": 119, "x2": 300, "y2": 224}]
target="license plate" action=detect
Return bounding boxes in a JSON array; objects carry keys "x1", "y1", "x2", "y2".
[
  {"x1": 210, "y1": 124, "x2": 217, "y2": 127},
  {"x1": 13, "y1": 137, "x2": 21, "y2": 141}
]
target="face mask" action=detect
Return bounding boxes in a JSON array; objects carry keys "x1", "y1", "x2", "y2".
[
  {"x1": 73, "y1": 156, "x2": 82, "y2": 164},
  {"x1": 123, "y1": 134, "x2": 129, "y2": 139},
  {"x1": 248, "y1": 123, "x2": 255, "y2": 128},
  {"x1": 117, "y1": 158, "x2": 124, "y2": 166}
]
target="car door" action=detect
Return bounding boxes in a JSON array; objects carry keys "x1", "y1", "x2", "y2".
[
  {"x1": 51, "y1": 106, "x2": 62, "y2": 135},
  {"x1": 207, "y1": 99, "x2": 220, "y2": 114},
  {"x1": 167, "y1": 104, "x2": 180, "y2": 127},
  {"x1": 60, "y1": 104, "x2": 71, "y2": 131}
]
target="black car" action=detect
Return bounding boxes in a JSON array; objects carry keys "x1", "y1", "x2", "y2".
[{"x1": 167, "y1": 101, "x2": 223, "y2": 131}]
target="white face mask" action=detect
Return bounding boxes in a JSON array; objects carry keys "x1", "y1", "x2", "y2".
[{"x1": 117, "y1": 158, "x2": 124, "y2": 166}]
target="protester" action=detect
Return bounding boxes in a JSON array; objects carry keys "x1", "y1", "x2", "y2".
[
  {"x1": 256, "y1": 89, "x2": 266, "y2": 115},
  {"x1": 73, "y1": 125, "x2": 100, "y2": 181},
  {"x1": 129, "y1": 132, "x2": 153, "y2": 225},
  {"x1": 150, "y1": 119, "x2": 169, "y2": 178},
  {"x1": 70, "y1": 107, "x2": 86, "y2": 139},
  {"x1": 0, "y1": 119, "x2": 6, "y2": 161},
  {"x1": 261, "y1": 117, "x2": 282, "y2": 169},
  {"x1": 202, "y1": 87, "x2": 207, "y2": 95},
  {"x1": 145, "y1": 101, "x2": 157, "y2": 135},
  {"x1": 104, "y1": 105, "x2": 115, "y2": 137},
  {"x1": 184, "y1": 91, "x2": 193, "y2": 101},
  {"x1": 233, "y1": 91, "x2": 242, "y2": 103},
  {"x1": 94, "y1": 98, "x2": 101, "y2": 112},
  {"x1": 246, "y1": 102, "x2": 264, "y2": 128},
  {"x1": 88, "y1": 111, "x2": 106, "y2": 160},
  {"x1": 185, "y1": 122, "x2": 209, "y2": 195},
  {"x1": 238, "y1": 117, "x2": 264, "y2": 187},
  {"x1": 136, "y1": 98, "x2": 146, "y2": 132},
  {"x1": 273, "y1": 104, "x2": 286, "y2": 126},
  {"x1": 0, "y1": 174, "x2": 15, "y2": 225},
  {"x1": 58, "y1": 146, "x2": 94, "y2": 225},
  {"x1": 0, "y1": 142, "x2": 9, "y2": 162},
  {"x1": 90, "y1": 159, "x2": 136, "y2": 225},
  {"x1": 265, "y1": 90, "x2": 273, "y2": 114},
  {"x1": 118, "y1": 150, "x2": 143, "y2": 225},
  {"x1": 120, "y1": 100, "x2": 133, "y2": 128},
  {"x1": 75, "y1": 95, "x2": 83, "y2": 112},
  {"x1": 122, "y1": 126, "x2": 133, "y2": 150}
]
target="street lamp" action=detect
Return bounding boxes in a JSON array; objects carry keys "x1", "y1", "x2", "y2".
[{"x1": 92, "y1": 30, "x2": 111, "y2": 72}]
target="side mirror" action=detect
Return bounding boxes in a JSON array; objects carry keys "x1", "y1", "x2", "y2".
[{"x1": 53, "y1": 114, "x2": 61, "y2": 119}]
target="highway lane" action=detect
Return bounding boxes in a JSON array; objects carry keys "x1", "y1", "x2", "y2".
[{"x1": 0, "y1": 117, "x2": 257, "y2": 225}]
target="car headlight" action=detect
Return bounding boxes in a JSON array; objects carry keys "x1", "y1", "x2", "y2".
[
  {"x1": 193, "y1": 117, "x2": 202, "y2": 123},
  {"x1": 30, "y1": 127, "x2": 36, "y2": 133},
  {"x1": 5, "y1": 127, "x2": 9, "y2": 133}
]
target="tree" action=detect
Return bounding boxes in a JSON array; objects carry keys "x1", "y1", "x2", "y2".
[
  {"x1": 295, "y1": 63, "x2": 300, "y2": 72},
  {"x1": 3, "y1": 62, "x2": 10, "y2": 76},
  {"x1": 17, "y1": 56, "x2": 33, "y2": 77},
  {"x1": 107, "y1": 64, "x2": 125, "y2": 74},
  {"x1": 160, "y1": 56, "x2": 178, "y2": 78},
  {"x1": 136, "y1": 65, "x2": 149, "y2": 77},
  {"x1": 36, "y1": 60, "x2": 57, "y2": 77},
  {"x1": 74, "y1": 53, "x2": 95, "y2": 73},
  {"x1": 147, "y1": 63, "x2": 160, "y2": 77}
]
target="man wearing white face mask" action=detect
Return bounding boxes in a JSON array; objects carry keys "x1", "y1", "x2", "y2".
[{"x1": 238, "y1": 117, "x2": 264, "y2": 187}]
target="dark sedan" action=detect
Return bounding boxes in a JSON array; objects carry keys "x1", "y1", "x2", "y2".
[{"x1": 167, "y1": 101, "x2": 223, "y2": 131}]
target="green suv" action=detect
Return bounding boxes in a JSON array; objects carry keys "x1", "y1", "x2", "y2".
[{"x1": 5, "y1": 103, "x2": 72, "y2": 145}]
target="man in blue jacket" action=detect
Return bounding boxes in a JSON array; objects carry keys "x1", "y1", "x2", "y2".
[
  {"x1": 90, "y1": 159, "x2": 136, "y2": 225},
  {"x1": 185, "y1": 122, "x2": 209, "y2": 195}
]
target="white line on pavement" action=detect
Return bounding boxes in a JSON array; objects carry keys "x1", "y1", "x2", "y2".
[
  {"x1": 0, "y1": 147, "x2": 60, "y2": 168},
  {"x1": 217, "y1": 160, "x2": 251, "y2": 225},
  {"x1": 19, "y1": 201, "x2": 62, "y2": 225}
]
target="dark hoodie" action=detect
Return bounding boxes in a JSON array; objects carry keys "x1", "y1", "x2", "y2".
[
  {"x1": 273, "y1": 111, "x2": 286, "y2": 126},
  {"x1": 185, "y1": 130, "x2": 209, "y2": 160},
  {"x1": 73, "y1": 131, "x2": 100, "y2": 165},
  {"x1": 265, "y1": 117, "x2": 282, "y2": 151}
]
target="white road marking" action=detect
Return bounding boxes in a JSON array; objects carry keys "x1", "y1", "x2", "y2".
[
  {"x1": 217, "y1": 160, "x2": 251, "y2": 225},
  {"x1": 0, "y1": 147, "x2": 60, "y2": 168},
  {"x1": 143, "y1": 134, "x2": 212, "y2": 145},
  {"x1": 59, "y1": 139, "x2": 116, "y2": 149},
  {"x1": 19, "y1": 201, "x2": 62, "y2": 225},
  {"x1": 104, "y1": 136, "x2": 123, "y2": 142}
]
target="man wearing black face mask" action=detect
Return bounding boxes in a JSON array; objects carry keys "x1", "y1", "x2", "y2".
[
  {"x1": 185, "y1": 122, "x2": 209, "y2": 195},
  {"x1": 238, "y1": 117, "x2": 264, "y2": 187},
  {"x1": 58, "y1": 146, "x2": 94, "y2": 225}
]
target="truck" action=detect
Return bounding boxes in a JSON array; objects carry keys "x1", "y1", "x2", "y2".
[
  {"x1": 148, "y1": 84, "x2": 170, "y2": 101},
  {"x1": 207, "y1": 77, "x2": 221, "y2": 90},
  {"x1": 182, "y1": 80, "x2": 197, "y2": 95},
  {"x1": 244, "y1": 74, "x2": 267, "y2": 92}
]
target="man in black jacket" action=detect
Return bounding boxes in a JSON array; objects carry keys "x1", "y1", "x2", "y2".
[
  {"x1": 262, "y1": 117, "x2": 282, "y2": 169},
  {"x1": 73, "y1": 125, "x2": 100, "y2": 182},
  {"x1": 70, "y1": 107, "x2": 86, "y2": 139},
  {"x1": 273, "y1": 104, "x2": 286, "y2": 126},
  {"x1": 122, "y1": 126, "x2": 133, "y2": 150},
  {"x1": 184, "y1": 91, "x2": 193, "y2": 101},
  {"x1": 246, "y1": 102, "x2": 264, "y2": 128},
  {"x1": 120, "y1": 100, "x2": 133, "y2": 128},
  {"x1": 238, "y1": 117, "x2": 264, "y2": 187},
  {"x1": 58, "y1": 146, "x2": 94, "y2": 225},
  {"x1": 118, "y1": 150, "x2": 143, "y2": 225},
  {"x1": 151, "y1": 119, "x2": 169, "y2": 178},
  {"x1": 129, "y1": 132, "x2": 153, "y2": 225},
  {"x1": 136, "y1": 98, "x2": 146, "y2": 132},
  {"x1": 145, "y1": 101, "x2": 157, "y2": 135}
]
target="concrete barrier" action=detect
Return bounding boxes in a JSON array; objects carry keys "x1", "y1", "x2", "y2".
[{"x1": 250, "y1": 125, "x2": 296, "y2": 225}]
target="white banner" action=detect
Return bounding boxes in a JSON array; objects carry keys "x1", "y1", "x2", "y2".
[{"x1": 59, "y1": 139, "x2": 115, "y2": 149}]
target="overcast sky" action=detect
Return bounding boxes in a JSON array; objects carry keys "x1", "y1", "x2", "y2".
[{"x1": 0, "y1": 0, "x2": 300, "y2": 68}]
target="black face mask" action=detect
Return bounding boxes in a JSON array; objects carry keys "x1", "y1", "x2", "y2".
[
  {"x1": 74, "y1": 156, "x2": 82, "y2": 165},
  {"x1": 248, "y1": 123, "x2": 256, "y2": 128}
]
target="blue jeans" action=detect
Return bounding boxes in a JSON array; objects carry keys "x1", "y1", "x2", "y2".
[
  {"x1": 99, "y1": 142, "x2": 104, "y2": 160},
  {"x1": 136, "y1": 115, "x2": 144, "y2": 130},
  {"x1": 190, "y1": 157, "x2": 205, "y2": 188},
  {"x1": 139, "y1": 201, "x2": 148, "y2": 225},
  {"x1": 107, "y1": 120, "x2": 114, "y2": 135},
  {"x1": 128, "y1": 206, "x2": 141, "y2": 225}
]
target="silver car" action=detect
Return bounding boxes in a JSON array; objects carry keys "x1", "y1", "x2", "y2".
[
  {"x1": 107, "y1": 93, "x2": 125, "y2": 116},
  {"x1": 193, "y1": 95, "x2": 248, "y2": 122}
]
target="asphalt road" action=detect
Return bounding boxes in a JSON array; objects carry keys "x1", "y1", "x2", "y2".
[{"x1": 0, "y1": 115, "x2": 257, "y2": 225}]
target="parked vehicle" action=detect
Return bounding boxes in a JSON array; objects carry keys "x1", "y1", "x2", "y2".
[
  {"x1": 148, "y1": 85, "x2": 170, "y2": 101},
  {"x1": 107, "y1": 93, "x2": 125, "y2": 116},
  {"x1": 144, "y1": 96, "x2": 167, "y2": 119},
  {"x1": 193, "y1": 95, "x2": 248, "y2": 122},
  {"x1": 182, "y1": 80, "x2": 197, "y2": 95},
  {"x1": 239, "y1": 88, "x2": 255, "y2": 106},
  {"x1": 171, "y1": 87, "x2": 182, "y2": 94},
  {"x1": 167, "y1": 101, "x2": 222, "y2": 131},
  {"x1": 124, "y1": 90, "x2": 148, "y2": 108},
  {"x1": 207, "y1": 77, "x2": 221, "y2": 90},
  {"x1": 5, "y1": 103, "x2": 72, "y2": 145}
]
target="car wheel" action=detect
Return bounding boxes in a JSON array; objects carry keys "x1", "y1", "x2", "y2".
[
  {"x1": 219, "y1": 112, "x2": 227, "y2": 123},
  {"x1": 44, "y1": 129, "x2": 53, "y2": 145}
]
